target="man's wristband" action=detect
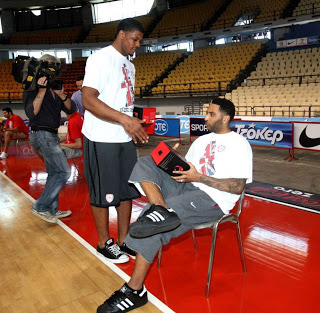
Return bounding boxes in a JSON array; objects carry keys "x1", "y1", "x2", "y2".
[
  {"x1": 36, "y1": 95, "x2": 44, "y2": 99},
  {"x1": 62, "y1": 95, "x2": 68, "y2": 102}
]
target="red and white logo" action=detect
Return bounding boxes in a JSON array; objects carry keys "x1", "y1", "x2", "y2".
[
  {"x1": 121, "y1": 64, "x2": 134, "y2": 106},
  {"x1": 199, "y1": 141, "x2": 216, "y2": 175},
  {"x1": 106, "y1": 194, "x2": 114, "y2": 203}
]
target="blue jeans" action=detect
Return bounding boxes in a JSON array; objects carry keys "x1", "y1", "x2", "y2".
[{"x1": 30, "y1": 130, "x2": 71, "y2": 214}]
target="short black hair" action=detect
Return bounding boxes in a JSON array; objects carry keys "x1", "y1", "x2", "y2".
[
  {"x1": 116, "y1": 18, "x2": 144, "y2": 36},
  {"x1": 76, "y1": 75, "x2": 84, "y2": 81},
  {"x1": 3, "y1": 107, "x2": 13, "y2": 114},
  {"x1": 211, "y1": 98, "x2": 235, "y2": 121}
]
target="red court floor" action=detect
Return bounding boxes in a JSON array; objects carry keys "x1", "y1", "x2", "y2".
[{"x1": 1, "y1": 147, "x2": 319, "y2": 313}]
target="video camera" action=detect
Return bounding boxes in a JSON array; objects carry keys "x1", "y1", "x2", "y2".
[{"x1": 12, "y1": 55, "x2": 63, "y2": 91}]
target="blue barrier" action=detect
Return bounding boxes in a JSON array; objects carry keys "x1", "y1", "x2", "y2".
[
  {"x1": 154, "y1": 118, "x2": 180, "y2": 138},
  {"x1": 231, "y1": 121, "x2": 293, "y2": 148},
  {"x1": 189, "y1": 118, "x2": 293, "y2": 149},
  {"x1": 161, "y1": 115, "x2": 204, "y2": 135}
]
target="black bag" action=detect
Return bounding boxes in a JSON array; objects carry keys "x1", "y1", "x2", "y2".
[
  {"x1": 12, "y1": 55, "x2": 29, "y2": 83},
  {"x1": 11, "y1": 55, "x2": 40, "y2": 91}
]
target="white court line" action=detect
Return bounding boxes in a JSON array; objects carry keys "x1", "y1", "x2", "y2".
[{"x1": 0, "y1": 171, "x2": 175, "y2": 313}]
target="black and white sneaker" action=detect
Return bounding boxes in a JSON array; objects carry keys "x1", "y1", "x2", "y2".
[
  {"x1": 129, "y1": 204, "x2": 181, "y2": 238},
  {"x1": 97, "y1": 283, "x2": 148, "y2": 313},
  {"x1": 97, "y1": 238, "x2": 129, "y2": 264},
  {"x1": 118, "y1": 241, "x2": 136, "y2": 259}
]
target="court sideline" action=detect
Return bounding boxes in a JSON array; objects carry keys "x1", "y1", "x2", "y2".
[{"x1": 0, "y1": 172, "x2": 166, "y2": 313}]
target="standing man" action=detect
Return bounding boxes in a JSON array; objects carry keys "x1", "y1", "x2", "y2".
[
  {"x1": 96, "y1": 98, "x2": 253, "y2": 313},
  {"x1": 82, "y1": 18, "x2": 148, "y2": 264},
  {"x1": 24, "y1": 54, "x2": 76, "y2": 223},
  {"x1": 0, "y1": 107, "x2": 29, "y2": 159},
  {"x1": 71, "y1": 75, "x2": 84, "y2": 116}
]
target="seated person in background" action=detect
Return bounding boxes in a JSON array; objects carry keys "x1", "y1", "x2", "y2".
[
  {"x1": 71, "y1": 75, "x2": 84, "y2": 116},
  {"x1": 0, "y1": 107, "x2": 29, "y2": 159},
  {"x1": 60, "y1": 111, "x2": 84, "y2": 159},
  {"x1": 96, "y1": 98, "x2": 253, "y2": 313}
]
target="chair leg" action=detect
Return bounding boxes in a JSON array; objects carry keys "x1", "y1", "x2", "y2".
[
  {"x1": 157, "y1": 246, "x2": 162, "y2": 268},
  {"x1": 72, "y1": 158, "x2": 80, "y2": 174},
  {"x1": 236, "y1": 221, "x2": 247, "y2": 273},
  {"x1": 71, "y1": 157, "x2": 83, "y2": 177},
  {"x1": 15, "y1": 139, "x2": 19, "y2": 155},
  {"x1": 191, "y1": 229, "x2": 199, "y2": 251},
  {"x1": 15, "y1": 139, "x2": 30, "y2": 155},
  {"x1": 205, "y1": 225, "x2": 218, "y2": 297}
]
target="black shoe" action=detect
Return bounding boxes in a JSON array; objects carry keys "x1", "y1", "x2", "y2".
[
  {"x1": 129, "y1": 204, "x2": 181, "y2": 238},
  {"x1": 118, "y1": 241, "x2": 136, "y2": 259},
  {"x1": 97, "y1": 238, "x2": 129, "y2": 264},
  {"x1": 97, "y1": 283, "x2": 148, "y2": 313}
]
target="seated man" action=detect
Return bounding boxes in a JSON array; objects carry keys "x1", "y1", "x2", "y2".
[
  {"x1": 0, "y1": 107, "x2": 29, "y2": 159},
  {"x1": 60, "y1": 111, "x2": 84, "y2": 159},
  {"x1": 96, "y1": 98, "x2": 253, "y2": 313}
]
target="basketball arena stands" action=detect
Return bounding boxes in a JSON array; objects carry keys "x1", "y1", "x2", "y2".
[
  {"x1": 9, "y1": 27, "x2": 82, "y2": 45},
  {"x1": 0, "y1": 60, "x2": 23, "y2": 100},
  {"x1": 210, "y1": 0, "x2": 289, "y2": 29},
  {"x1": 84, "y1": 16, "x2": 154, "y2": 43},
  {"x1": 58, "y1": 59, "x2": 86, "y2": 94},
  {"x1": 132, "y1": 50, "x2": 185, "y2": 95},
  {"x1": 149, "y1": 0, "x2": 225, "y2": 37},
  {"x1": 224, "y1": 47, "x2": 320, "y2": 116},
  {"x1": 0, "y1": 0, "x2": 319, "y2": 119},
  {"x1": 293, "y1": 0, "x2": 320, "y2": 16},
  {"x1": 152, "y1": 40, "x2": 265, "y2": 95}
]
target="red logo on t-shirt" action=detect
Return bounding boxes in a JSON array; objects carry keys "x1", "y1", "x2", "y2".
[
  {"x1": 121, "y1": 64, "x2": 134, "y2": 107},
  {"x1": 199, "y1": 141, "x2": 216, "y2": 175}
]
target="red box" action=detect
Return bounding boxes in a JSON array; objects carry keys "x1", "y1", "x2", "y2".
[
  {"x1": 134, "y1": 107, "x2": 156, "y2": 135},
  {"x1": 151, "y1": 141, "x2": 190, "y2": 176}
]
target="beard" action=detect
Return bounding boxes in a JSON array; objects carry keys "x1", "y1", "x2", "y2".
[{"x1": 207, "y1": 119, "x2": 224, "y2": 133}]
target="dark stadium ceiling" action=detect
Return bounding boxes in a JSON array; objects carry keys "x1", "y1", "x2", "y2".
[{"x1": 0, "y1": 0, "x2": 114, "y2": 11}]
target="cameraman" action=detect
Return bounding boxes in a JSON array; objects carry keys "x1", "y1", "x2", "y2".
[{"x1": 24, "y1": 54, "x2": 76, "y2": 224}]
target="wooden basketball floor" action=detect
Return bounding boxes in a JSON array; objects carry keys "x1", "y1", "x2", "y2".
[{"x1": 1, "y1": 147, "x2": 319, "y2": 313}]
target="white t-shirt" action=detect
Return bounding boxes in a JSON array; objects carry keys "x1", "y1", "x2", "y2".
[
  {"x1": 82, "y1": 45, "x2": 136, "y2": 143},
  {"x1": 185, "y1": 131, "x2": 252, "y2": 214}
]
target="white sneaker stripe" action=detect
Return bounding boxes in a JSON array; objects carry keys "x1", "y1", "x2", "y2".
[
  {"x1": 146, "y1": 213, "x2": 160, "y2": 222},
  {"x1": 116, "y1": 303, "x2": 125, "y2": 311},
  {"x1": 153, "y1": 211, "x2": 165, "y2": 221},
  {"x1": 121, "y1": 300, "x2": 129, "y2": 308},
  {"x1": 125, "y1": 298, "x2": 134, "y2": 306},
  {"x1": 150, "y1": 212, "x2": 162, "y2": 221}
]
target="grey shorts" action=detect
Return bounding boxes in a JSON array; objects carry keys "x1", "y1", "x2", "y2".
[
  {"x1": 83, "y1": 137, "x2": 140, "y2": 208},
  {"x1": 61, "y1": 147, "x2": 83, "y2": 159},
  {"x1": 125, "y1": 156, "x2": 224, "y2": 263}
]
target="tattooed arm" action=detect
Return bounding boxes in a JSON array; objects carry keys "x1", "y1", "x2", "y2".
[
  {"x1": 172, "y1": 162, "x2": 246, "y2": 195},
  {"x1": 198, "y1": 176, "x2": 246, "y2": 195}
]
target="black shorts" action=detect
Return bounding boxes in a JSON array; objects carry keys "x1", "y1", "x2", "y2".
[{"x1": 83, "y1": 137, "x2": 140, "y2": 207}]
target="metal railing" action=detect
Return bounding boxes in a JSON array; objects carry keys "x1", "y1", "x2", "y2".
[
  {"x1": 237, "y1": 105, "x2": 320, "y2": 118},
  {"x1": 138, "y1": 80, "x2": 231, "y2": 97},
  {"x1": 244, "y1": 74, "x2": 320, "y2": 86}
]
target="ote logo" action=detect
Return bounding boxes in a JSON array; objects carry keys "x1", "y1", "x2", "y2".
[
  {"x1": 155, "y1": 119, "x2": 168, "y2": 135},
  {"x1": 178, "y1": 116, "x2": 190, "y2": 134}
]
